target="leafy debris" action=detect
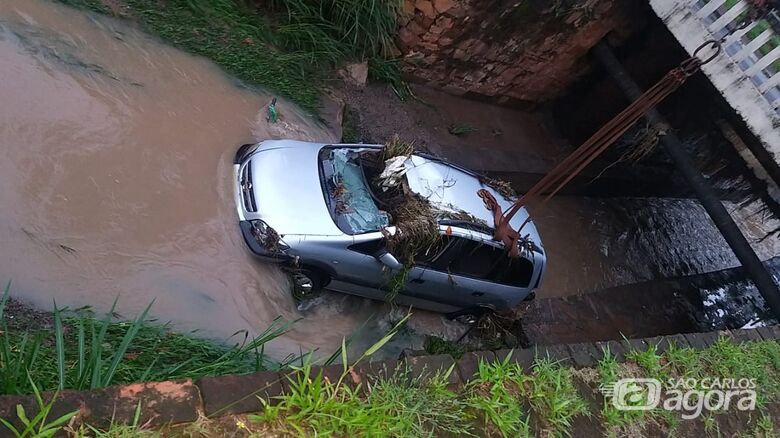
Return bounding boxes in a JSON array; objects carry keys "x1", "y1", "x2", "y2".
[{"x1": 482, "y1": 177, "x2": 517, "y2": 199}]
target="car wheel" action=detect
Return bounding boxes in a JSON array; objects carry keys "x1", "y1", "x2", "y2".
[
  {"x1": 290, "y1": 269, "x2": 325, "y2": 301},
  {"x1": 453, "y1": 313, "x2": 480, "y2": 325},
  {"x1": 449, "y1": 307, "x2": 492, "y2": 325}
]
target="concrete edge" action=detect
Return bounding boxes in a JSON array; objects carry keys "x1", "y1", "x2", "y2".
[{"x1": 1, "y1": 325, "x2": 779, "y2": 429}]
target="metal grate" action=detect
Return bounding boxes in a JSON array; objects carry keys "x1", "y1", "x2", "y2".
[{"x1": 241, "y1": 160, "x2": 257, "y2": 212}]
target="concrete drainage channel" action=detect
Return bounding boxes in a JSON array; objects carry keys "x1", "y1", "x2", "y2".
[{"x1": 2, "y1": 325, "x2": 778, "y2": 435}]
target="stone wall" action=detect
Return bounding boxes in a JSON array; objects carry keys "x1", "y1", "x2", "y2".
[{"x1": 396, "y1": 0, "x2": 642, "y2": 103}]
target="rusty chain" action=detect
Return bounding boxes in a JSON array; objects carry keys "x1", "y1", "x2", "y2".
[{"x1": 481, "y1": 37, "x2": 730, "y2": 257}]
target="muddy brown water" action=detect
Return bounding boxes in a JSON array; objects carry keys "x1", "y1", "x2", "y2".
[
  {"x1": 2, "y1": 0, "x2": 779, "y2": 360},
  {"x1": 0, "y1": 0, "x2": 455, "y2": 359}
]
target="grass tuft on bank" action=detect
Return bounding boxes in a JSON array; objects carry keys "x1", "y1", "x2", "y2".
[
  {"x1": 55, "y1": 0, "x2": 405, "y2": 111},
  {"x1": 258, "y1": 365, "x2": 475, "y2": 437},
  {"x1": 0, "y1": 284, "x2": 292, "y2": 396}
]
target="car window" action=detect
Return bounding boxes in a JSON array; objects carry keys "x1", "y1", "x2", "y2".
[
  {"x1": 429, "y1": 235, "x2": 534, "y2": 287},
  {"x1": 445, "y1": 237, "x2": 503, "y2": 278},
  {"x1": 351, "y1": 237, "x2": 441, "y2": 265},
  {"x1": 349, "y1": 238, "x2": 384, "y2": 255},
  {"x1": 493, "y1": 255, "x2": 534, "y2": 287}
]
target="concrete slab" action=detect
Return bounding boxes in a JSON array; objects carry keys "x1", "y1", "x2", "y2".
[
  {"x1": 198, "y1": 371, "x2": 283, "y2": 416},
  {"x1": 594, "y1": 340, "x2": 627, "y2": 362},
  {"x1": 566, "y1": 343, "x2": 601, "y2": 368},
  {"x1": 663, "y1": 334, "x2": 691, "y2": 350},
  {"x1": 534, "y1": 344, "x2": 573, "y2": 367},
  {"x1": 731, "y1": 328, "x2": 763, "y2": 343},
  {"x1": 494, "y1": 348, "x2": 535, "y2": 372},
  {"x1": 403, "y1": 354, "x2": 459, "y2": 386},
  {"x1": 456, "y1": 351, "x2": 496, "y2": 381},
  {"x1": 1, "y1": 379, "x2": 202, "y2": 430}
]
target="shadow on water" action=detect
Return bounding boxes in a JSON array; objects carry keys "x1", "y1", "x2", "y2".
[{"x1": 524, "y1": 256, "x2": 780, "y2": 345}]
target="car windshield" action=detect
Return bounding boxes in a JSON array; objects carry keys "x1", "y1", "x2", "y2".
[{"x1": 320, "y1": 148, "x2": 390, "y2": 234}]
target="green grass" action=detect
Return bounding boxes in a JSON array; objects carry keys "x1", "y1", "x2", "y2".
[
  {"x1": 756, "y1": 413, "x2": 776, "y2": 436},
  {"x1": 368, "y1": 57, "x2": 412, "y2": 100},
  {"x1": 448, "y1": 123, "x2": 479, "y2": 137},
  {"x1": 258, "y1": 364, "x2": 473, "y2": 437},
  {"x1": 702, "y1": 337, "x2": 780, "y2": 406},
  {"x1": 6, "y1": 276, "x2": 780, "y2": 438},
  {"x1": 664, "y1": 341, "x2": 705, "y2": 379},
  {"x1": 465, "y1": 353, "x2": 531, "y2": 437},
  {"x1": 423, "y1": 335, "x2": 467, "y2": 359},
  {"x1": 253, "y1": 313, "x2": 477, "y2": 437},
  {"x1": 258, "y1": 350, "x2": 588, "y2": 437},
  {"x1": 526, "y1": 358, "x2": 589, "y2": 437},
  {"x1": 0, "y1": 377, "x2": 78, "y2": 438},
  {"x1": 341, "y1": 105, "x2": 363, "y2": 143},
  {"x1": 627, "y1": 342, "x2": 665, "y2": 380},
  {"x1": 269, "y1": 0, "x2": 401, "y2": 59},
  {"x1": 7, "y1": 325, "x2": 780, "y2": 437},
  {"x1": 0, "y1": 284, "x2": 293, "y2": 396},
  {"x1": 56, "y1": 0, "x2": 405, "y2": 111},
  {"x1": 118, "y1": 0, "x2": 321, "y2": 109},
  {"x1": 613, "y1": 336, "x2": 780, "y2": 436},
  {"x1": 598, "y1": 347, "x2": 647, "y2": 429}
]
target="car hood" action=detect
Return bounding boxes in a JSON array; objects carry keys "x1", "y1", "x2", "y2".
[
  {"x1": 404, "y1": 155, "x2": 543, "y2": 245},
  {"x1": 248, "y1": 143, "x2": 342, "y2": 236}
]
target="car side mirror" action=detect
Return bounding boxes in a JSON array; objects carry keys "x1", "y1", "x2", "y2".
[{"x1": 374, "y1": 249, "x2": 403, "y2": 270}]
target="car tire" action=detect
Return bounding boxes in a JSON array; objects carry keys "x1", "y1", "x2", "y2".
[
  {"x1": 448, "y1": 307, "x2": 492, "y2": 326},
  {"x1": 453, "y1": 313, "x2": 480, "y2": 325},
  {"x1": 290, "y1": 268, "x2": 327, "y2": 301}
]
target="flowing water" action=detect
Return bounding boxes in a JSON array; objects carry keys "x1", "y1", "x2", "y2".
[
  {"x1": 0, "y1": 0, "x2": 418, "y2": 358},
  {"x1": 534, "y1": 196, "x2": 780, "y2": 298},
  {"x1": 2, "y1": 0, "x2": 779, "y2": 359}
]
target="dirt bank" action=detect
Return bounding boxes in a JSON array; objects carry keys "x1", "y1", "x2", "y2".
[{"x1": 0, "y1": 296, "x2": 54, "y2": 332}]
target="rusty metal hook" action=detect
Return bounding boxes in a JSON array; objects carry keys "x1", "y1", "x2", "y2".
[{"x1": 693, "y1": 39, "x2": 722, "y2": 65}]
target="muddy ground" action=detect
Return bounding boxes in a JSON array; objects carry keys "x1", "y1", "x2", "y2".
[{"x1": 1, "y1": 297, "x2": 54, "y2": 332}]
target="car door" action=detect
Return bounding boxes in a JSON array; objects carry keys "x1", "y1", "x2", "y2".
[
  {"x1": 327, "y1": 232, "x2": 389, "y2": 301},
  {"x1": 405, "y1": 233, "x2": 534, "y2": 311},
  {"x1": 340, "y1": 230, "x2": 460, "y2": 311}
]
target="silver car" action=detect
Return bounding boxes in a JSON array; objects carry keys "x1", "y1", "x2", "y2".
[{"x1": 233, "y1": 140, "x2": 546, "y2": 320}]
